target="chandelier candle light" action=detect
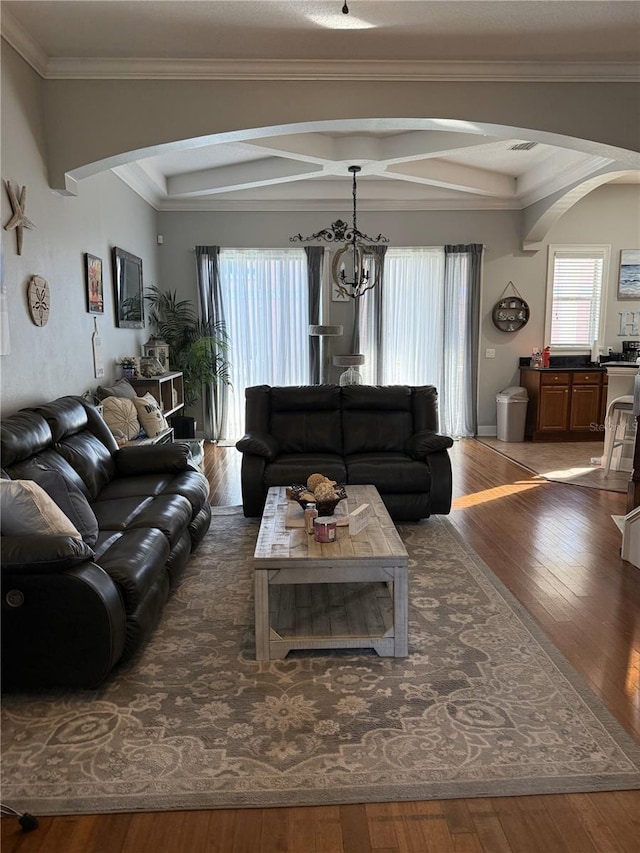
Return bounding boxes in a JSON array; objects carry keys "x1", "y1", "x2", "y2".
[{"x1": 291, "y1": 165, "x2": 389, "y2": 300}]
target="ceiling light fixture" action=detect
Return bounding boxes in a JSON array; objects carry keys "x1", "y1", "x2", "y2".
[
  {"x1": 290, "y1": 165, "x2": 389, "y2": 299},
  {"x1": 342, "y1": 2, "x2": 349, "y2": 13}
]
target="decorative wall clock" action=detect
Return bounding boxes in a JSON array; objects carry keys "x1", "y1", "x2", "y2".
[
  {"x1": 27, "y1": 275, "x2": 50, "y2": 326},
  {"x1": 491, "y1": 281, "x2": 529, "y2": 333}
]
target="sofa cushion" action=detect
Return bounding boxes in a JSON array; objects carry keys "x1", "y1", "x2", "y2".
[
  {"x1": 270, "y1": 384, "x2": 343, "y2": 454},
  {"x1": 0, "y1": 411, "x2": 52, "y2": 467},
  {"x1": 92, "y1": 494, "x2": 193, "y2": 546},
  {"x1": 55, "y1": 432, "x2": 117, "y2": 499},
  {"x1": 264, "y1": 454, "x2": 346, "y2": 488},
  {"x1": 133, "y1": 393, "x2": 169, "y2": 438},
  {"x1": 102, "y1": 396, "x2": 141, "y2": 440},
  {"x1": 342, "y1": 410, "x2": 413, "y2": 455},
  {"x1": 272, "y1": 410, "x2": 343, "y2": 454},
  {"x1": 96, "y1": 377, "x2": 137, "y2": 401},
  {"x1": 342, "y1": 385, "x2": 413, "y2": 412},
  {"x1": 21, "y1": 461, "x2": 99, "y2": 546},
  {"x1": 0, "y1": 479, "x2": 82, "y2": 539},
  {"x1": 93, "y1": 527, "x2": 171, "y2": 614},
  {"x1": 345, "y1": 453, "x2": 431, "y2": 492}
]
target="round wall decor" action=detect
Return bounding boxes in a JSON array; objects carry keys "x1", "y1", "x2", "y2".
[
  {"x1": 491, "y1": 282, "x2": 529, "y2": 333},
  {"x1": 27, "y1": 275, "x2": 50, "y2": 326}
]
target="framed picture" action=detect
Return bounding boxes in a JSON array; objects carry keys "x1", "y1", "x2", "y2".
[
  {"x1": 112, "y1": 247, "x2": 144, "y2": 328},
  {"x1": 617, "y1": 249, "x2": 640, "y2": 300},
  {"x1": 85, "y1": 253, "x2": 104, "y2": 314}
]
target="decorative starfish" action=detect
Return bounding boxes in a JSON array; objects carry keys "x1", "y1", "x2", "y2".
[{"x1": 4, "y1": 181, "x2": 35, "y2": 255}]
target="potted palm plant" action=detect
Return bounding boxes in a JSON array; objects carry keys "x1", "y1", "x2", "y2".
[{"x1": 145, "y1": 286, "x2": 230, "y2": 435}]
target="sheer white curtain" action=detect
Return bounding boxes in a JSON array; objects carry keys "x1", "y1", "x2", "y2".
[
  {"x1": 360, "y1": 247, "x2": 445, "y2": 386},
  {"x1": 219, "y1": 248, "x2": 309, "y2": 439},
  {"x1": 359, "y1": 246, "x2": 480, "y2": 437}
]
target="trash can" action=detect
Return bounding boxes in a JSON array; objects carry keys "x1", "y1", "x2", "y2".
[{"x1": 496, "y1": 386, "x2": 528, "y2": 442}]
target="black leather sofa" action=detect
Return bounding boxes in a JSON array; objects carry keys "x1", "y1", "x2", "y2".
[
  {"x1": 236, "y1": 384, "x2": 453, "y2": 522},
  {"x1": 1, "y1": 396, "x2": 211, "y2": 690}
]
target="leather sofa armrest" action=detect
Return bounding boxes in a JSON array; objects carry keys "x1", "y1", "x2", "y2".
[
  {"x1": 236, "y1": 432, "x2": 279, "y2": 461},
  {"x1": 114, "y1": 443, "x2": 191, "y2": 476},
  {"x1": 1, "y1": 534, "x2": 95, "y2": 574},
  {"x1": 406, "y1": 430, "x2": 454, "y2": 460}
]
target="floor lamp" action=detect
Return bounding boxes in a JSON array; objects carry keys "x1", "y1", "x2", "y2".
[{"x1": 309, "y1": 325, "x2": 343, "y2": 384}]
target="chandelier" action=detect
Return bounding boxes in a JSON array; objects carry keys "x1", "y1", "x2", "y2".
[{"x1": 290, "y1": 165, "x2": 389, "y2": 299}]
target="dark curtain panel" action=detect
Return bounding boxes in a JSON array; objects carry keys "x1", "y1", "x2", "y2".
[
  {"x1": 195, "y1": 245, "x2": 228, "y2": 440},
  {"x1": 305, "y1": 246, "x2": 324, "y2": 384},
  {"x1": 444, "y1": 243, "x2": 483, "y2": 435}
]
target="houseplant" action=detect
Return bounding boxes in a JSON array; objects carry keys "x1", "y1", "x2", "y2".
[{"x1": 145, "y1": 286, "x2": 230, "y2": 409}]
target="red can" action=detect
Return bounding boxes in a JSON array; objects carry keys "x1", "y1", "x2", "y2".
[{"x1": 313, "y1": 516, "x2": 337, "y2": 543}]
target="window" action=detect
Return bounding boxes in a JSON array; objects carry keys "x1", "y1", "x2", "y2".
[
  {"x1": 218, "y1": 248, "x2": 309, "y2": 439},
  {"x1": 545, "y1": 245, "x2": 610, "y2": 349}
]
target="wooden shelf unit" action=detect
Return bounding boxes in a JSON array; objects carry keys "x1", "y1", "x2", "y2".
[{"x1": 129, "y1": 371, "x2": 184, "y2": 417}]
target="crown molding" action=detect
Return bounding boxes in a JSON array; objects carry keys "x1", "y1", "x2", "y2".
[
  {"x1": 154, "y1": 197, "x2": 520, "y2": 213},
  {"x1": 2, "y1": 38, "x2": 638, "y2": 83},
  {"x1": 43, "y1": 58, "x2": 640, "y2": 82},
  {"x1": 1, "y1": 9, "x2": 48, "y2": 76}
]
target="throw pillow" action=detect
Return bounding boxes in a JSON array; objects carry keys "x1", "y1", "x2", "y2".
[
  {"x1": 133, "y1": 393, "x2": 169, "y2": 438},
  {"x1": 101, "y1": 396, "x2": 141, "y2": 440},
  {"x1": 0, "y1": 479, "x2": 82, "y2": 539},
  {"x1": 96, "y1": 377, "x2": 137, "y2": 401},
  {"x1": 22, "y1": 461, "x2": 99, "y2": 546}
]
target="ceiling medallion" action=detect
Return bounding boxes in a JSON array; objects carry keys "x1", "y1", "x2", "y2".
[{"x1": 290, "y1": 165, "x2": 389, "y2": 299}]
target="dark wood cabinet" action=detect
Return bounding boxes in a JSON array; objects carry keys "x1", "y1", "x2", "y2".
[
  {"x1": 570, "y1": 382, "x2": 601, "y2": 431},
  {"x1": 539, "y1": 383, "x2": 570, "y2": 432},
  {"x1": 520, "y1": 368, "x2": 605, "y2": 441}
]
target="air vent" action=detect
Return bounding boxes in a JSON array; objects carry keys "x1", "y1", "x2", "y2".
[{"x1": 509, "y1": 142, "x2": 538, "y2": 151}]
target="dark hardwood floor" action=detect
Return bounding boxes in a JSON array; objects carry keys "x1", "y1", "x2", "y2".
[{"x1": 3, "y1": 439, "x2": 639, "y2": 852}]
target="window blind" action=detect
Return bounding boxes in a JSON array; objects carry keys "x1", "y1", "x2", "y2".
[{"x1": 549, "y1": 250, "x2": 605, "y2": 348}]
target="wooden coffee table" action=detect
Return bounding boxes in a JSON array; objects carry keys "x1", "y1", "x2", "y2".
[{"x1": 253, "y1": 485, "x2": 408, "y2": 660}]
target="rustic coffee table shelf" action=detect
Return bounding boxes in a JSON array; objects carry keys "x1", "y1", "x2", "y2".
[{"x1": 253, "y1": 485, "x2": 409, "y2": 660}]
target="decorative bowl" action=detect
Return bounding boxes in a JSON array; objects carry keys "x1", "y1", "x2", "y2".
[{"x1": 290, "y1": 483, "x2": 347, "y2": 517}]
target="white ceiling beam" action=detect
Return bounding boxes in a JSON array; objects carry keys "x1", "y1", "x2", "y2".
[
  {"x1": 238, "y1": 135, "x2": 337, "y2": 165},
  {"x1": 167, "y1": 157, "x2": 324, "y2": 197},
  {"x1": 377, "y1": 130, "x2": 498, "y2": 164},
  {"x1": 387, "y1": 160, "x2": 515, "y2": 197}
]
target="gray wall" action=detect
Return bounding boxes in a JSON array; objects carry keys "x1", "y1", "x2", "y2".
[
  {"x1": 158, "y1": 186, "x2": 640, "y2": 431},
  {"x1": 1, "y1": 44, "x2": 158, "y2": 413}
]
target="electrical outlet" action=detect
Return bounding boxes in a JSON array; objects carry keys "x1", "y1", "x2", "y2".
[{"x1": 485, "y1": 348, "x2": 496, "y2": 359}]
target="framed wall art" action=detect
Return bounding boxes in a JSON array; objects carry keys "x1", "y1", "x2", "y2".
[
  {"x1": 85, "y1": 253, "x2": 104, "y2": 314},
  {"x1": 618, "y1": 250, "x2": 640, "y2": 300},
  {"x1": 112, "y1": 246, "x2": 144, "y2": 328}
]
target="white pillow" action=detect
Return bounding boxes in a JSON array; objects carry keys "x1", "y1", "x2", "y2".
[
  {"x1": 0, "y1": 479, "x2": 82, "y2": 539},
  {"x1": 101, "y1": 395, "x2": 141, "y2": 440},
  {"x1": 133, "y1": 393, "x2": 169, "y2": 438}
]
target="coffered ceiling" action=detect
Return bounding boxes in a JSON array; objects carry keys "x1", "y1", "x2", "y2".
[{"x1": 2, "y1": 1, "x2": 639, "y2": 212}]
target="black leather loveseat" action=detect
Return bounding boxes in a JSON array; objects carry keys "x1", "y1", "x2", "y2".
[
  {"x1": 236, "y1": 384, "x2": 453, "y2": 522},
  {"x1": 1, "y1": 396, "x2": 211, "y2": 690}
]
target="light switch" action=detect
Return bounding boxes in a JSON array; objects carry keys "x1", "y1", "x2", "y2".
[{"x1": 485, "y1": 348, "x2": 496, "y2": 358}]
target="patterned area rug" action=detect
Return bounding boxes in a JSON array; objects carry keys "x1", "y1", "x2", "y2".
[
  {"x1": 476, "y1": 438, "x2": 629, "y2": 493},
  {"x1": 3, "y1": 508, "x2": 639, "y2": 815}
]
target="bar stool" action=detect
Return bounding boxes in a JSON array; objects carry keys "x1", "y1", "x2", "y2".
[{"x1": 604, "y1": 395, "x2": 636, "y2": 476}]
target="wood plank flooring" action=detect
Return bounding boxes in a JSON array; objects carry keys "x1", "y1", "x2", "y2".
[{"x1": 3, "y1": 438, "x2": 639, "y2": 852}]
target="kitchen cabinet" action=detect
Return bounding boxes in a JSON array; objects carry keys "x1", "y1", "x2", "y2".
[
  {"x1": 519, "y1": 368, "x2": 605, "y2": 441},
  {"x1": 128, "y1": 371, "x2": 184, "y2": 417}
]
